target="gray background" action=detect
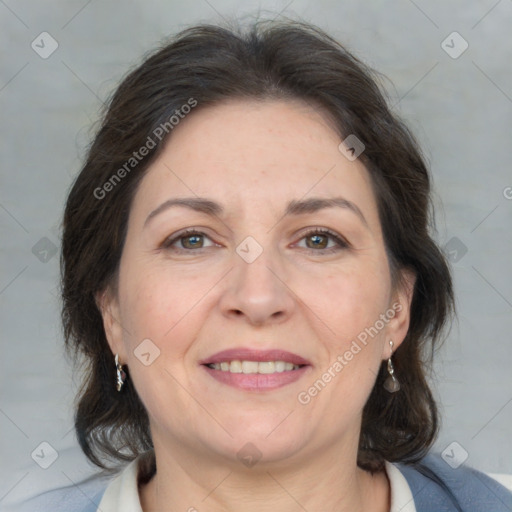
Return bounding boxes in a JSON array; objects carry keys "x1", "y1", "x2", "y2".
[{"x1": 1, "y1": 0, "x2": 511, "y2": 508}]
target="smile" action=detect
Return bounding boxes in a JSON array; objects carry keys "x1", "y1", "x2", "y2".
[
  {"x1": 206, "y1": 360, "x2": 301, "y2": 373},
  {"x1": 200, "y1": 348, "x2": 311, "y2": 391}
]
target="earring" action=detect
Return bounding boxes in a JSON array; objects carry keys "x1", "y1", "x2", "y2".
[
  {"x1": 115, "y1": 354, "x2": 126, "y2": 392},
  {"x1": 383, "y1": 340, "x2": 400, "y2": 393}
]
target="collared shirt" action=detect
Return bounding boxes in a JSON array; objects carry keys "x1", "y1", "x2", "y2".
[
  {"x1": 19, "y1": 451, "x2": 511, "y2": 511},
  {"x1": 97, "y1": 453, "x2": 417, "y2": 512}
]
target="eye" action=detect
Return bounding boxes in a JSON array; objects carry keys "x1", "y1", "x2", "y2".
[
  {"x1": 161, "y1": 229, "x2": 216, "y2": 252},
  {"x1": 295, "y1": 228, "x2": 349, "y2": 254},
  {"x1": 161, "y1": 227, "x2": 349, "y2": 255}
]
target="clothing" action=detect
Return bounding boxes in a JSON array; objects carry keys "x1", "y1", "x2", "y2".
[
  {"x1": 94, "y1": 451, "x2": 512, "y2": 512},
  {"x1": 94, "y1": 456, "x2": 415, "y2": 512},
  {"x1": 19, "y1": 451, "x2": 512, "y2": 512},
  {"x1": 396, "y1": 455, "x2": 512, "y2": 512},
  {"x1": 92, "y1": 453, "x2": 416, "y2": 511}
]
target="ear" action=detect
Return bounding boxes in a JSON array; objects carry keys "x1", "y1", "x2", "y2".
[
  {"x1": 95, "y1": 287, "x2": 125, "y2": 360},
  {"x1": 382, "y1": 267, "x2": 416, "y2": 359}
]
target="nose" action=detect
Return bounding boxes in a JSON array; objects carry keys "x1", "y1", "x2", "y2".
[{"x1": 219, "y1": 245, "x2": 295, "y2": 327}]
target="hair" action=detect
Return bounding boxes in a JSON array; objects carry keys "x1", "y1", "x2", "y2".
[{"x1": 61, "y1": 17, "x2": 454, "y2": 475}]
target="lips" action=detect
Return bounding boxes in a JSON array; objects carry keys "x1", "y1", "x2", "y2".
[
  {"x1": 200, "y1": 347, "x2": 312, "y2": 391},
  {"x1": 200, "y1": 348, "x2": 311, "y2": 366}
]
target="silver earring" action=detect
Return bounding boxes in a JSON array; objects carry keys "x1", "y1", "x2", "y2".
[
  {"x1": 383, "y1": 340, "x2": 400, "y2": 393},
  {"x1": 115, "y1": 354, "x2": 126, "y2": 392}
]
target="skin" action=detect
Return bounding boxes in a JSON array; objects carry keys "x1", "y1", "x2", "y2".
[{"x1": 99, "y1": 99, "x2": 415, "y2": 512}]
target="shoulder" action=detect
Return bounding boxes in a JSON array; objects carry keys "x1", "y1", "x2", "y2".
[
  {"x1": 32, "y1": 451, "x2": 152, "y2": 512},
  {"x1": 16, "y1": 475, "x2": 109, "y2": 512},
  {"x1": 395, "y1": 452, "x2": 512, "y2": 512}
]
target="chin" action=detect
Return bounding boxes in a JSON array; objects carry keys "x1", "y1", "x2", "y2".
[{"x1": 205, "y1": 422, "x2": 309, "y2": 466}]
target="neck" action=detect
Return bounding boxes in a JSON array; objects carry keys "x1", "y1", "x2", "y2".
[{"x1": 139, "y1": 442, "x2": 390, "y2": 512}]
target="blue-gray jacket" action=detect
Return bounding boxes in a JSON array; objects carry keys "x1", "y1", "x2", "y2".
[{"x1": 17, "y1": 453, "x2": 512, "y2": 511}]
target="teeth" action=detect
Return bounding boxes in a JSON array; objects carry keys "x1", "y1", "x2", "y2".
[
  {"x1": 242, "y1": 361, "x2": 259, "y2": 373},
  {"x1": 258, "y1": 361, "x2": 275, "y2": 374},
  {"x1": 275, "y1": 361, "x2": 286, "y2": 373},
  {"x1": 208, "y1": 360, "x2": 301, "y2": 373},
  {"x1": 230, "y1": 360, "x2": 242, "y2": 373}
]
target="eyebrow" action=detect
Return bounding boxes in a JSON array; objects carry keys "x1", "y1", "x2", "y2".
[{"x1": 144, "y1": 196, "x2": 368, "y2": 228}]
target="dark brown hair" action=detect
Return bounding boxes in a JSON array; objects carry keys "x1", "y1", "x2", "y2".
[{"x1": 61, "y1": 18, "x2": 454, "y2": 474}]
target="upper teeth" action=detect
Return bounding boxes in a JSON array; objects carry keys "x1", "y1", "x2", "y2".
[{"x1": 208, "y1": 360, "x2": 300, "y2": 374}]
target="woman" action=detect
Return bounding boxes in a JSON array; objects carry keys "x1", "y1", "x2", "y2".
[{"x1": 61, "y1": 19, "x2": 512, "y2": 512}]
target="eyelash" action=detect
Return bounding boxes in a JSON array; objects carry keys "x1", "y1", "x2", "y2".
[{"x1": 161, "y1": 227, "x2": 349, "y2": 255}]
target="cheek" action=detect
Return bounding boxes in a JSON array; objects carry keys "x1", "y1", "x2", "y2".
[
  {"x1": 116, "y1": 268, "x2": 208, "y2": 424},
  {"x1": 117, "y1": 266, "x2": 187, "y2": 350},
  {"x1": 311, "y1": 263, "x2": 391, "y2": 343},
  {"x1": 303, "y1": 273, "x2": 390, "y2": 422},
  {"x1": 118, "y1": 259, "x2": 223, "y2": 361}
]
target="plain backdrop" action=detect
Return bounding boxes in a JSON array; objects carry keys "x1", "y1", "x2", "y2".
[{"x1": 1, "y1": 0, "x2": 511, "y2": 509}]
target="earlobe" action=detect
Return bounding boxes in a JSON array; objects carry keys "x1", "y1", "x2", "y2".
[
  {"x1": 95, "y1": 288, "x2": 123, "y2": 357},
  {"x1": 384, "y1": 268, "x2": 416, "y2": 356}
]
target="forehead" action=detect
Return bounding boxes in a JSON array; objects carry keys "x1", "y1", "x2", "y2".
[{"x1": 130, "y1": 98, "x2": 379, "y2": 228}]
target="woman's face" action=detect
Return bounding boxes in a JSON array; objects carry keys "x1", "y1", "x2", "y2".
[{"x1": 101, "y1": 99, "x2": 414, "y2": 467}]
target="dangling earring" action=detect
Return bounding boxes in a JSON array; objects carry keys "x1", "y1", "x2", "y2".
[
  {"x1": 383, "y1": 340, "x2": 400, "y2": 393},
  {"x1": 115, "y1": 354, "x2": 126, "y2": 392}
]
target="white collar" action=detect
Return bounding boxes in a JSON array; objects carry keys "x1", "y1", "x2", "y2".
[{"x1": 98, "y1": 454, "x2": 416, "y2": 512}]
